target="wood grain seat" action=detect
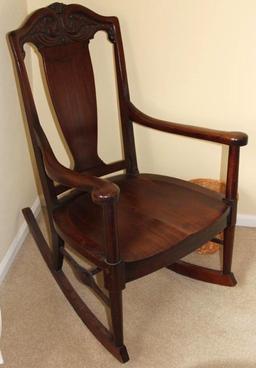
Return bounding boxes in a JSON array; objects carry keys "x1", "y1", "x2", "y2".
[{"x1": 53, "y1": 174, "x2": 229, "y2": 268}]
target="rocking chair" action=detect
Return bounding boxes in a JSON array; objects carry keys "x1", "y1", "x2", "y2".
[{"x1": 9, "y1": 3, "x2": 248, "y2": 363}]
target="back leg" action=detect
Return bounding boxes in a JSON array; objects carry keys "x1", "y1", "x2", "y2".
[
  {"x1": 51, "y1": 230, "x2": 64, "y2": 271},
  {"x1": 167, "y1": 226, "x2": 237, "y2": 286},
  {"x1": 43, "y1": 206, "x2": 64, "y2": 271},
  {"x1": 223, "y1": 225, "x2": 235, "y2": 275}
]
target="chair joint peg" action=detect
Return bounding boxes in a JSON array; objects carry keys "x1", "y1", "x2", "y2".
[
  {"x1": 104, "y1": 258, "x2": 122, "y2": 267},
  {"x1": 223, "y1": 197, "x2": 237, "y2": 207}
]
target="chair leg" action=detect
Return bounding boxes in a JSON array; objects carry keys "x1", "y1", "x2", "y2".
[
  {"x1": 106, "y1": 269, "x2": 129, "y2": 363},
  {"x1": 223, "y1": 225, "x2": 235, "y2": 275},
  {"x1": 167, "y1": 226, "x2": 237, "y2": 286},
  {"x1": 109, "y1": 289, "x2": 124, "y2": 347},
  {"x1": 22, "y1": 207, "x2": 130, "y2": 363},
  {"x1": 51, "y1": 230, "x2": 64, "y2": 271}
]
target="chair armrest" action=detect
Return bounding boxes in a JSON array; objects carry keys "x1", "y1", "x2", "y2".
[
  {"x1": 128, "y1": 103, "x2": 248, "y2": 146},
  {"x1": 40, "y1": 139, "x2": 119, "y2": 205},
  {"x1": 36, "y1": 125, "x2": 120, "y2": 263}
]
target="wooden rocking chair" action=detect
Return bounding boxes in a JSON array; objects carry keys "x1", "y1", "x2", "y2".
[{"x1": 9, "y1": 3, "x2": 248, "y2": 363}]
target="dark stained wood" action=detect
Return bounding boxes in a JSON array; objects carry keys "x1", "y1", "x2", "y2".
[
  {"x1": 60, "y1": 247, "x2": 110, "y2": 306},
  {"x1": 22, "y1": 208, "x2": 129, "y2": 363},
  {"x1": 53, "y1": 174, "x2": 230, "y2": 265},
  {"x1": 223, "y1": 145, "x2": 240, "y2": 275},
  {"x1": 112, "y1": 20, "x2": 138, "y2": 175},
  {"x1": 167, "y1": 261, "x2": 237, "y2": 286},
  {"x1": 9, "y1": 2, "x2": 248, "y2": 363},
  {"x1": 211, "y1": 237, "x2": 224, "y2": 245},
  {"x1": 129, "y1": 103, "x2": 248, "y2": 147},
  {"x1": 40, "y1": 41, "x2": 102, "y2": 171}
]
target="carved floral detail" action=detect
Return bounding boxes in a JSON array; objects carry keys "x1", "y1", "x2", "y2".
[
  {"x1": 22, "y1": 2, "x2": 115, "y2": 48},
  {"x1": 48, "y1": 2, "x2": 65, "y2": 13}
]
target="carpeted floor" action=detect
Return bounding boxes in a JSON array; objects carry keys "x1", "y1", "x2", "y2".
[{"x1": 1, "y1": 213, "x2": 256, "y2": 368}]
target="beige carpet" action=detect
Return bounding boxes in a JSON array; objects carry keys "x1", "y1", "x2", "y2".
[{"x1": 1, "y1": 213, "x2": 256, "y2": 368}]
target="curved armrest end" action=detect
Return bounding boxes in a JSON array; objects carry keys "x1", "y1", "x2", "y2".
[
  {"x1": 91, "y1": 181, "x2": 120, "y2": 205},
  {"x1": 227, "y1": 132, "x2": 248, "y2": 147}
]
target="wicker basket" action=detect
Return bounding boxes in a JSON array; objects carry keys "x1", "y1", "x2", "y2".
[{"x1": 189, "y1": 178, "x2": 226, "y2": 255}]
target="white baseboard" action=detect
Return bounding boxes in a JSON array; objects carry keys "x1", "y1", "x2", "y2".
[
  {"x1": 237, "y1": 214, "x2": 256, "y2": 228},
  {"x1": 0, "y1": 197, "x2": 41, "y2": 284}
]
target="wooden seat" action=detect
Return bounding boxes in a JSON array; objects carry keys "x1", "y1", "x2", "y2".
[
  {"x1": 53, "y1": 174, "x2": 229, "y2": 266},
  {"x1": 9, "y1": 2, "x2": 248, "y2": 363}
]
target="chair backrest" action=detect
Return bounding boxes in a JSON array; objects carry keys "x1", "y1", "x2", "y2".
[{"x1": 9, "y1": 2, "x2": 138, "y2": 184}]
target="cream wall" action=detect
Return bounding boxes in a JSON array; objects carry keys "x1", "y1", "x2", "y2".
[
  {"x1": 27, "y1": 0, "x2": 256, "y2": 217},
  {"x1": 0, "y1": 0, "x2": 37, "y2": 263}
]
